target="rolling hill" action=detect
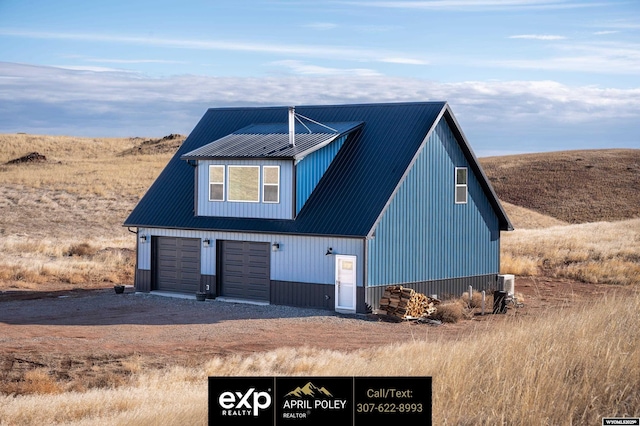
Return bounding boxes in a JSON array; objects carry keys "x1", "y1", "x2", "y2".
[{"x1": 480, "y1": 149, "x2": 640, "y2": 224}]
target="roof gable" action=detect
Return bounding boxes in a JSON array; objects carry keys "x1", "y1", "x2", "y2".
[{"x1": 124, "y1": 102, "x2": 511, "y2": 236}]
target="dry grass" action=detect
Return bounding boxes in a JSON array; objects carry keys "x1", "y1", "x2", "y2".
[
  {"x1": 0, "y1": 136, "x2": 638, "y2": 424},
  {"x1": 431, "y1": 301, "x2": 464, "y2": 323},
  {"x1": 432, "y1": 291, "x2": 494, "y2": 323},
  {"x1": 501, "y1": 201, "x2": 568, "y2": 229},
  {"x1": 0, "y1": 133, "x2": 173, "y2": 198},
  {"x1": 501, "y1": 218, "x2": 640, "y2": 285},
  {"x1": 0, "y1": 133, "x2": 174, "y2": 289},
  {"x1": 0, "y1": 236, "x2": 135, "y2": 290},
  {"x1": 1, "y1": 291, "x2": 637, "y2": 425},
  {"x1": 481, "y1": 149, "x2": 640, "y2": 224}
]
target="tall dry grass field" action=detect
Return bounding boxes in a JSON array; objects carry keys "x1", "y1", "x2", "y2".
[
  {"x1": 0, "y1": 134, "x2": 175, "y2": 290},
  {"x1": 0, "y1": 133, "x2": 174, "y2": 198},
  {"x1": 1, "y1": 291, "x2": 638, "y2": 425},
  {"x1": 0, "y1": 236, "x2": 135, "y2": 288},
  {"x1": 501, "y1": 219, "x2": 640, "y2": 285}
]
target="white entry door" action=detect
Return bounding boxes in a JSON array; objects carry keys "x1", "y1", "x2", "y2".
[{"x1": 335, "y1": 255, "x2": 357, "y2": 313}]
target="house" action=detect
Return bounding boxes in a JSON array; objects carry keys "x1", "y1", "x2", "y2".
[{"x1": 124, "y1": 102, "x2": 513, "y2": 313}]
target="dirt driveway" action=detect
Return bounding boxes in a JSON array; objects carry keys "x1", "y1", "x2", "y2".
[{"x1": 0, "y1": 277, "x2": 627, "y2": 392}]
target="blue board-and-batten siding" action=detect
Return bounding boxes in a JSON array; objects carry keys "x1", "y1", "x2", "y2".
[
  {"x1": 196, "y1": 159, "x2": 293, "y2": 219},
  {"x1": 296, "y1": 135, "x2": 347, "y2": 214},
  {"x1": 136, "y1": 227, "x2": 364, "y2": 287},
  {"x1": 367, "y1": 118, "x2": 500, "y2": 287}
]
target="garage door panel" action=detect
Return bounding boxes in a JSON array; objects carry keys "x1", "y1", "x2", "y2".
[
  {"x1": 155, "y1": 237, "x2": 201, "y2": 293},
  {"x1": 224, "y1": 264, "x2": 245, "y2": 274},
  {"x1": 220, "y1": 240, "x2": 270, "y2": 302}
]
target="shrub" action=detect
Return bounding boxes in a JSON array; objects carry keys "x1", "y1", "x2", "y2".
[
  {"x1": 23, "y1": 369, "x2": 62, "y2": 395},
  {"x1": 431, "y1": 302, "x2": 463, "y2": 323},
  {"x1": 500, "y1": 253, "x2": 538, "y2": 276},
  {"x1": 66, "y1": 242, "x2": 97, "y2": 257},
  {"x1": 461, "y1": 290, "x2": 484, "y2": 308}
]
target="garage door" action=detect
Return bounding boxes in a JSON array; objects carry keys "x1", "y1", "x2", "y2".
[
  {"x1": 220, "y1": 241, "x2": 270, "y2": 302},
  {"x1": 155, "y1": 237, "x2": 201, "y2": 293}
]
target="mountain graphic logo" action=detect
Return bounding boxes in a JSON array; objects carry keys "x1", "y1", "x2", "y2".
[{"x1": 285, "y1": 382, "x2": 334, "y2": 398}]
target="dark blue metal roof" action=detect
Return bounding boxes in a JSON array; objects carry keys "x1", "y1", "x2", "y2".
[
  {"x1": 180, "y1": 121, "x2": 363, "y2": 160},
  {"x1": 124, "y1": 102, "x2": 512, "y2": 236}
]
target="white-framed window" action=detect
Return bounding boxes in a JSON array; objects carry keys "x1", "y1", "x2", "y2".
[
  {"x1": 228, "y1": 165, "x2": 260, "y2": 202},
  {"x1": 455, "y1": 167, "x2": 468, "y2": 204},
  {"x1": 209, "y1": 165, "x2": 225, "y2": 201},
  {"x1": 262, "y1": 165, "x2": 280, "y2": 203}
]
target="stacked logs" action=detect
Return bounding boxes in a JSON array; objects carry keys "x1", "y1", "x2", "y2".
[{"x1": 378, "y1": 286, "x2": 440, "y2": 319}]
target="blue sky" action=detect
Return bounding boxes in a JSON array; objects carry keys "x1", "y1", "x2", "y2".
[{"x1": 1, "y1": 0, "x2": 639, "y2": 156}]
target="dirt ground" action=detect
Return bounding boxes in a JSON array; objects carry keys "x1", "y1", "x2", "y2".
[{"x1": 0, "y1": 277, "x2": 632, "y2": 393}]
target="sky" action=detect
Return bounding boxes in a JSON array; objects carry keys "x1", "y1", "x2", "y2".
[{"x1": 0, "y1": 0, "x2": 639, "y2": 156}]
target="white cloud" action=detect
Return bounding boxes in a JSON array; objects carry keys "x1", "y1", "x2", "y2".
[
  {"x1": 509, "y1": 34, "x2": 567, "y2": 40},
  {"x1": 593, "y1": 30, "x2": 620, "y2": 35},
  {"x1": 87, "y1": 58, "x2": 187, "y2": 65},
  {"x1": 2, "y1": 61, "x2": 639, "y2": 119},
  {"x1": 270, "y1": 60, "x2": 381, "y2": 76},
  {"x1": 0, "y1": 62, "x2": 638, "y2": 150},
  {"x1": 61, "y1": 54, "x2": 187, "y2": 65},
  {"x1": 0, "y1": 29, "x2": 426, "y2": 67},
  {"x1": 595, "y1": 20, "x2": 640, "y2": 30},
  {"x1": 475, "y1": 40, "x2": 640, "y2": 75},
  {"x1": 380, "y1": 57, "x2": 429, "y2": 65},
  {"x1": 50, "y1": 65, "x2": 135, "y2": 73},
  {"x1": 338, "y1": 0, "x2": 612, "y2": 11},
  {"x1": 304, "y1": 22, "x2": 338, "y2": 30}
]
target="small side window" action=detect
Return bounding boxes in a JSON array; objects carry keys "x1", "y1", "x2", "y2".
[
  {"x1": 455, "y1": 167, "x2": 467, "y2": 204},
  {"x1": 263, "y1": 166, "x2": 280, "y2": 203},
  {"x1": 209, "y1": 165, "x2": 225, "y2": 201}
]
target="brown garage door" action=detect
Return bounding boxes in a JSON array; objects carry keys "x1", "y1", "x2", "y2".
[
  {"x1": 155, "y1": 237, "x2": 201, "y2": 293},
  {"x1": 220, "y1": 240, "x2": 270, "y2": 302}
]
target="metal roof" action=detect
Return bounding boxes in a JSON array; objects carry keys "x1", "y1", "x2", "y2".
[
  {"x1": 124, "y1": 102, "x2": 513, "y2": 236},
  {"x1": 180, "y1": 121, "x2": 363, "y2": 160}
]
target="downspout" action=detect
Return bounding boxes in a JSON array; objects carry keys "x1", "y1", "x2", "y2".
[
  {"x1": 127, "y1": 227, "x2": 139, "y2": 291},
  {"x1": 362, "y1": 236, "x2": 368, "y2": 314}
]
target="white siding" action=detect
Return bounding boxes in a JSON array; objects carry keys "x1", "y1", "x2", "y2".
[
  {"x1": 136, "y1": 227, "x2": 364, "y2": 287},
  {"x1": 196, "y1": 159, "x2": 293, "y2": 219}
]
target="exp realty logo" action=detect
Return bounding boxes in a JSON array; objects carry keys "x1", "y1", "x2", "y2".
[
  {"x1": 277, "y1": 377, "x2": 352, "y2": 425},
  {"x1": 209, "y1": 377, "x2": 275, "y2": 425}
]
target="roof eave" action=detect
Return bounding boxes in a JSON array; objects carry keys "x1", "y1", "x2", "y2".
[
  {"x1": 180, "y1": 155, "x2": 295, "y2": 161},
  {"x1": 121, "y1": 222, "x2": 367, "y2": 239}
]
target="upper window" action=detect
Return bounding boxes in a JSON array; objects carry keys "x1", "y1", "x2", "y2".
[
  {"x1": 209, "y1": 165, "x2": 225, "y2": 201},
  {"x1": 262, "y1": 166, "x2": 280, "y2": 203},
  {"x1": 228, "y1": 166, "x2": 260, "y2": 202},
  {"x1": 455, "y1": 167, "x2": 468, "y2": 204}
]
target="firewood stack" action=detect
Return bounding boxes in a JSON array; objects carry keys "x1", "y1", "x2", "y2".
[{"x1": 378, "y1": 286, "x2": 440, "y2": 319}]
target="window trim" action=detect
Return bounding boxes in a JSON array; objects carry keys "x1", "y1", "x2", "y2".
[
  {"x1": 262, "y1": 165, "x2": 280, "y2": 204},
  {"x1": 227, "y1": 165, "x2": 260, "y2": 203},
  {"x1": 208, "y1": 165, "x2": 225, "y2": 202},
  {"x1": 455, "y1": 167, "x2": 468, "y2": 204}
]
